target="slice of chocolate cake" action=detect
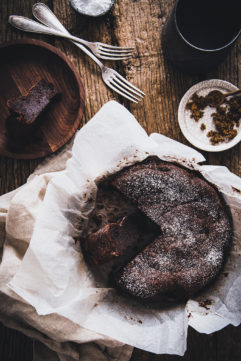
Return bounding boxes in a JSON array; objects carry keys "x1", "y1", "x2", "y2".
[
  {"x1": 84, "y1": 215, "x2": 142, "y2": 266},
  {"x1": 84, "y1": 212, "x2": 160, "y2": 266},
  {"x1": 6, "y1": 79, "x2": 59, "y2": 140}
]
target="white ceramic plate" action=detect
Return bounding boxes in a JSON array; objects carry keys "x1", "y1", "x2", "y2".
[{"x1": 178, "y1": 79, "x2": 241, "y2": 152}]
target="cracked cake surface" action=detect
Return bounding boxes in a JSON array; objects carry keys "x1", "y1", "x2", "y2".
[{"x1": 84, "y1": 157, "x2": 233, "y2": 304}]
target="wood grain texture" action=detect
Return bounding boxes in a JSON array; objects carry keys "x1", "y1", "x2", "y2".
[
  {"x1": 0, "y1": 0, "x2": 240, "y2": 360},
  {"x1": 0, "y1": 322, "x2": 33, "y2": 361},
  {"x1": 0, "y1": 38, "x2": 85, "y2": 159}
]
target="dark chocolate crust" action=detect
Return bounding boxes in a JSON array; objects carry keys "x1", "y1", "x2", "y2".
[{"x1": 111, "y1": 157, "x2": 233, "y2": 303}]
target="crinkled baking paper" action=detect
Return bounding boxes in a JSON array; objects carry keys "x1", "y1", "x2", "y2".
[{"x1": 10, "y1": 101, "x2": 241, "y2": 355}]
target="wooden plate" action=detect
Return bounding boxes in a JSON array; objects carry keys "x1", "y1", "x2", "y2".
[{"x1": 0, "y1": 39, "x2": 85, "y2": 159}]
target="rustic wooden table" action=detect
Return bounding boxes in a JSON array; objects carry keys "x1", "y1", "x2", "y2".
[{"x1": 0, "y1": 0, "x2": 240, "y2": 360}]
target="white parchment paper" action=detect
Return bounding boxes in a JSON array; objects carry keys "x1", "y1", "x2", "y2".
[{"x1": 10, "y1": 101, "x2": 241, "y2": 355}]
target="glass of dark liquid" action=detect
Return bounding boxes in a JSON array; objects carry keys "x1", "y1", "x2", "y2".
[{"x1": 162, "y1": 0, "x2": 241, "y2": 74}]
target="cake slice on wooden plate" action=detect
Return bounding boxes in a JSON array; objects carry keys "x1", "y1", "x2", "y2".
[{"x1": 6, "y1": 79, "x2": 60, "y2": 141}]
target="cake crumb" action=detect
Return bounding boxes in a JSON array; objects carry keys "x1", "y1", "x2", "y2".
[
  {"x1": 232, "y1": 186, "x2": 241, "y2": 194},
  {"x1": 199, "y1": 299, "x2": 213, "y2": 310}
]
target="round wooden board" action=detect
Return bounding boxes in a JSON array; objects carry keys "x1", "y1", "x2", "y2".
[{"x1": 0, "y1": 38, "x2": 85, "y2": 159}]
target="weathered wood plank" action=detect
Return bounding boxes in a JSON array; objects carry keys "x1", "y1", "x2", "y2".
[
  {"x1": 0, "y1": 322, "x2": 33, "y2": 361},
  {"x1": 0, "y1": 0, "x2": 240, "y2": 360}
]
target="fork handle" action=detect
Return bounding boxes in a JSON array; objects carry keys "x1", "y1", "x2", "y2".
[
  {"x1": 9, "y1": 15, "x2": 91, "y2": 47},
  {"x1": 32, "y1": 4, "x2": 105, "y2": 69},
  {"x1": 33, "y1": 2, "x2": 70, "y2": 35},
  {"x1": 225, "y1": 89, "x2": 241, "y2": 97},
  {"x1": 9, "y1": 15, "x2": 104, "y2": 68},
  {"x1": 33, "y1": 3, "x2": 96, "y2": 52},
  {"x1": 71, "y1": 40, "x2": 104, "y2": 68}
]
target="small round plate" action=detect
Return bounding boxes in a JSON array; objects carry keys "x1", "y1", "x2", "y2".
[
  {"x1": 178, "y1": 79, "x2": 241, "y2": 152},
  {"x1": 0, "y1": 39, "x2": 85, "y2": 159}
]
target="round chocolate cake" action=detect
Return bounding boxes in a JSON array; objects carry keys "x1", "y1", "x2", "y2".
[{"x1": 84, "y1": 157, "x2": 233, "y2": 304}]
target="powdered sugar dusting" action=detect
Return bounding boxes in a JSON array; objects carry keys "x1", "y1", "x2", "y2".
[
  {"x1": 112, "y1": 158, "x2": 232, "y2": 301},
  {"x1": 205, "y1": 249, "x2": 223, "y2": 264}
]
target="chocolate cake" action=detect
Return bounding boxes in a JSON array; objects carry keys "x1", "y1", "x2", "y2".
[
  {"x1": 84, "y1": 212, "x2": 159, "y2": 266},
  {"x1": 85, "y1": 215, "x2": 141, "y2": 266},
  {"x1": 6, "y1": 79, "x2": 59, "y2": 140},
  {"x1": 84, "y1": 157, "x2": 233, "y2": 304}
]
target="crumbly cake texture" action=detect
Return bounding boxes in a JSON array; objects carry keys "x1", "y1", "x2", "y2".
[
  {"x1": 6, "y1": 79, "x2": 59, "y2": 139},
  {"x1": 110, "y1": 157, "x2": 233, "y2": 303},
  {"x1": 7, "y1": 79, "x2": 59, "y2": 124},
  {"x1": 85, "y1": 215, "x2": 142, "y2": 266},
  {"x1": 84, "y1": 195, "x2": 159, "y2": 267}
]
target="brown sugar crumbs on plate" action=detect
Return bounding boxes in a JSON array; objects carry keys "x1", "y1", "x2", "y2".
[
  {"x1": 186, "y1": 93, "x2": 207, "y2": 121},
  {"x1": 186, "y1": 92, "x2": 241, "y2": 145}
]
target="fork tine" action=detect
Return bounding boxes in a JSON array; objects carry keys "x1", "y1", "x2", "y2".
[
  {"x1": 112, "y1": 76, "x2": 144, "y2": 98},
  {"x1": 99, "y1": 50, "x2": 133, "y2": 57},
  {"x1": 107, "y1": 81, "x2": 139, "y2": 103},
  {"x1": 99, "y1": 55, "x2": 132, "y2": 61},
  {"x1": 99, "y1": 47, "x2": 134, "y2": 54},
  {"x1": 114, "y1": 71, "x2": 145, "y2": 96},
  {"x1": 100, "y1": 44, "x2": 134, "y2": 51},
  {"x1": 110, "y1": 79, "x2": 142, "y2": 101}
]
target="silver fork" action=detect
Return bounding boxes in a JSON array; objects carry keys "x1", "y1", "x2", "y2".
[
  {"x1": 33, "y1": 3, "x2": 145, "y2": 102},
  {"x1": 9, "y1": 6, "x2": 134, "y2": 61},
  {"x1": 9, "y1": 6, "x2": 144, "y2": 102},
  {"x1": 9, "y1": 15, "x2": 133, "y2": 61},
  {"x1": 9, "y1": 14, "x2": 144, "y2": 102},
  {"x1": 33, "y1": 3, "x2": 134, "y2": 60}
]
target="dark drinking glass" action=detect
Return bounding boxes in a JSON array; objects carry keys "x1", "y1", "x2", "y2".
[{"x1": 162, "y1": 0, "x2": 241, "y2": 74}]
